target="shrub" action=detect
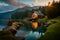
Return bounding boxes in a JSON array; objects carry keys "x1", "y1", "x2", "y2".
[
  {"x1": 0, "y1": 31, "x2": 18, "y2": 40},
  {"x1": 39, "y1": 23, "x2": 60, "y2": 40}
]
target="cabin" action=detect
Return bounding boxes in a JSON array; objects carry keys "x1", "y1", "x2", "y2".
[
  {"x1": 31, "y1": 11, "x2": 44, "y2": 19},
  {"x1": 29, "y1": 11, "x2": 44, "y2": 21},
  {"x1": 31, "y1": 11, "x2": 38, "y2": 19}
]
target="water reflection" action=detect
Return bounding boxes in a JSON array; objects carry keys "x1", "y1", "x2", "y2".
[
  {"x1": 25, "y1": 31, "x2": 45, "y2": 40},
  {"x1": 16, "y1": 30, "x2": 44, "y2": 40}
]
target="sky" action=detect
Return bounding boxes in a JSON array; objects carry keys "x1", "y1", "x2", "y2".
[
  {"x1": 0, "y1": 0, "x2": 60, "y2": 13},
  {"x1": 0, "y1": 0, "x2": 60, "y2": 7}
]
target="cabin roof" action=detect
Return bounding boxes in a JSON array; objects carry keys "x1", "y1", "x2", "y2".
[{"x1": 34, "y1": 11, "x2": 44, "y2": 16}]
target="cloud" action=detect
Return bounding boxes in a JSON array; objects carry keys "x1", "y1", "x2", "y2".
[
  {"x1": 0, "y1": 0, "x2": 18, "y2": 13},
  {"x1": 0, "y1": 0, "x2": 19, "y2": 6},
  {"x1": 0, "y1": 0, "x2": 16, "y2": 3},
  {"x1": 34, "y1": 0, "x2": 39, "y2": 3},
  {"x1": 0, "y1": 2, "x2": 9, "y2": 7},
  {"x1": 0, "y1": 0, "x2": 29, "y2": 13},
  {"x1": 6, "y1": 0, "x2": 17, "y2": 5},
  {"x1": 0, "y1": 0, "x2": 28, "y2": 6},
  {"x1": 8, "y1": 0, "x2": 29, "y2": 7}
]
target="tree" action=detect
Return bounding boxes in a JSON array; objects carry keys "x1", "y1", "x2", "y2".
[{"x1": 46, "y1": 2, "x2": 60, "y2": 19}]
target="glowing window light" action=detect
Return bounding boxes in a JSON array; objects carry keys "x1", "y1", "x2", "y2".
[{"x1": 32, "y1": 13, "x2": 38, "y2": 19}]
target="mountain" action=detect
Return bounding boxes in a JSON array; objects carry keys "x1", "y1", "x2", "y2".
[
  {"x1": 13, "y1": 6, "x2": 40, "y2": 12},
  {"x1": 0, "y1": 5, "x2": 18, "y2": 13},
  {"x1": 0, "y1": 6, "x2": 40, "y2": 25}
]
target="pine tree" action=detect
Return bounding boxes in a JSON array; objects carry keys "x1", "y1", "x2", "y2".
[{"x1": 46, "y1": 1, "x2": 60, "y2": 18}]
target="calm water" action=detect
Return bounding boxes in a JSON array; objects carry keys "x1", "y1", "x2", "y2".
[
  {"x1": 16, "y1": 30, "x2": 44, "y2": 40},
  {"x1": 0, "y1": 12, "x2": 44, "y2": 40}
]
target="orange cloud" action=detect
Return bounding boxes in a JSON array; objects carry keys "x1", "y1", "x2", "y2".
[
  {"x1": 7, "y1": 0, "x2": 17, "y2": 5},
  {"x1": 34, "y1": 0, "x2": 39, "y2": 3},
  {"x1": 6, "y1": 0, "x2": 28, "y2": 7}
]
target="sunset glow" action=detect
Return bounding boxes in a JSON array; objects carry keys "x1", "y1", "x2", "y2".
[
  {"x1": 0, "y1": 0, "x2": 60, "y2": 7},
  {"x1": 0, "y1": 0, "x2": 60, "y2": 13}
]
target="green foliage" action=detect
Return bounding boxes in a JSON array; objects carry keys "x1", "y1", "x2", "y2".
[
  {"x1": 49, "y1": 16, "x2": 60, "y2": 23},
  {"x1": 0, "y1": 31, "x2": 18, "y2": 40},
  {"x1": 38, "y1": 16, "x2": 48, "y2": 22},
  {"x1": 39, "y1": 23, "x2": 60, "y2": 40},
  {"x1": 40, "y1": 7, "x2": 46, "y2": 15},
  {"x1": 46, "y1": 2, "x2": 60, "y2": 19},
  {"x1": 11, "y1": 10, "x2": 32, "y2": 22}
]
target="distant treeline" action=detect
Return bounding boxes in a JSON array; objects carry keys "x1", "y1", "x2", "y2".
[{"x1": 46, "y1": 1, "x2": 60, "y2": 19}]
